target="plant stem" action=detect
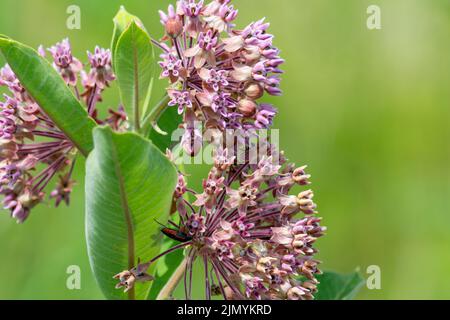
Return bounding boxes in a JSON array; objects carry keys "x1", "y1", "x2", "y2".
[{"x1": 156, "y1": 258, "x2": 188, "y2": 300}]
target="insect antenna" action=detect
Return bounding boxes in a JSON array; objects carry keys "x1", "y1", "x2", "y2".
[
  {"x1": 168, "y1": 220, "x2": 180, "y2": 229},
  {"x1": 154, "y1": 219, "x2": 180, "y2": 229},
  {"x1": 154, "y1": 219, "x2": 167, "y2": 228}
]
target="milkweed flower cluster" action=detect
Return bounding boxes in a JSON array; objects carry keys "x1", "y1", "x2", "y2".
[
  {"x1": 156, "y1": 0, "x2": 283, "y2": 142},
  {"x1": 0, "y1": 39, "x2": 122, "y2": 223},
  {"x1": 115, "y1": 0, "x2": 325, "y2": 300},
  {"x1": 116, "y1": 147, "x2": 325, "y2": 300}
]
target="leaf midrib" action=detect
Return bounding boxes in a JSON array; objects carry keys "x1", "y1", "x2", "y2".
[
  {"x1": 132, "y1": 24, "x2": 140, "y2": 132},
  {"x1": 109, "y1": 131, "x2": 136, "y2": 300}
]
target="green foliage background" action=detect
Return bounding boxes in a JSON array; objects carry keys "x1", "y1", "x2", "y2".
[{"x1": 0, "y1": 0, "x2": 449, "y2": 299}]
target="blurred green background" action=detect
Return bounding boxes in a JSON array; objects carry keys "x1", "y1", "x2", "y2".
[{"x1": 0, "y1": 0, "x2": 449, "y2": 300}]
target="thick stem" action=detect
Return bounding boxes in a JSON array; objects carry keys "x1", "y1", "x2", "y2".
[{"x1": 156, "y1": 258, "x2": 188, "y2": 300}]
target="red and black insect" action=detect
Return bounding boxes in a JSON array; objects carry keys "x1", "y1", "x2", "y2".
[{"x1": 155, "y1": 220, "x2": 192, "y2": 243}]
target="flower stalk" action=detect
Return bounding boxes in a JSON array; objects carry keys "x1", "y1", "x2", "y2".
[{"x1": 157, "y1": 258, "x2": 188, "y2": 300}]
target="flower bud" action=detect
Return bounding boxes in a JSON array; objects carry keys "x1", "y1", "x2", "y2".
[
  {"x1": 292, "y1": 166, "x2": 311, "y2": 185},
  {"x1": 0, "y1": 140, "x2": 18, "y2": 159},
  {"x1": 17, "y1": 190, "x2": 42, "y2": 209},
  {"x1": 256, "y1": 257, "x2": 276, "y2": 274},
  {"x1": 244, "y1": 82, "x2": 264, "y2": 100},
  {"x1": 302, "y1": 281, "x2": 318, "y2": 291},
  {"x1": 297, "y1": 190, "x2": 317, "y2": 214},
  {"x1": 287, "y1": 286, "x2": 306, "y2": 300},
  {"x1": 160, "y1": 5, "x2": 183, "y2": 38},
  {"x1": 292, "y1": 239, "x2": 305, "y2": 251},
  {"x1": 238, "y1": 99, "x2": 257, "y2": 117},
  {"x1": 243, "y1": 46, "x2": 261, "y2": 62},
  {"x1": 165, "y1": 18, "x2": 183, "y2": 38}
]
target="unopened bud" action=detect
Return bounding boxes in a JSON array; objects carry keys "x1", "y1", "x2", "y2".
[
  {"x1": 292, "y1": 166, "x2": 311, "y2": 185},
  {"x1": 293, "y1": 239, "x2": 305, "y2": 251},
  {"x1": 238, "y1": 99, "x2": 257, "y2": 117},
  {"x1": 302, "y1": 281, "x2": 318, "y2": 291},
  {"x1": 17, "y1": 190, "x2": 41, "y2": 209},
  {"x1": 243, "y1": 46, "x2": 261, "y2": 62},
  {"x1": 244, "y1": 82, "x2": 264, "y2": 100},
  {"x1": 165, "y1": 18, "x2": 183, "y2": 38},
  {"x1": 287, "y1": 286, "x2": 306, "y2": 300},
  {"x1": 298, "y1": 190, "x2": 314, "y2": 201}
]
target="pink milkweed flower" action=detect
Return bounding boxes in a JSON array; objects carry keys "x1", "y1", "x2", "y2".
[
  {"x1": 48, "y1": 38, "x2": 83, "y2": 86},
  {"x1": 109, "y1": 0, "x2": 324, "y2": 301},
  {"x1": 199, "y1": 68, "x2": 229, "y2": 92},
  {"x1": 160, "y1": 4, "x2": 184, "y2": 38},
  {"x1": 82, "y1": 46, "x2": 115, "y2": 90},
  {"x1": 0, "y1": 79, "x2": 76, "y2": 223},
  {"x1": 184, "y1": 30, "x2": 219, "y2": 68},
  {"x1": 159, "y1": 52, "x2": 184, "y2": 83},
  {"x1": 114, "y1": 261, "x2": 154, "y2": 293},
  {"x1": 193, "y1": 172, "x2": 225, "y2": 213},
  {"x1": 203, "y1": 2, "x2": 238, "y2": 33},
  {"x1": 115, "y1": 143, "x2": 325, "y2": 300},
  {"x1": 0, "y1": 40, "x2": 121, "y2": 223},
  {"x1": 168, "y1": 90, "x2": 194, "y2": 114},
  {"x1": 156, "y1": 0, "x2": 284, "y2": 132}
]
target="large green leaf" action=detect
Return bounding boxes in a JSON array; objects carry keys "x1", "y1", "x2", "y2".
[
  {"x1": 147, "y1": 236, "x2": 185, "y2": 299},
  {"x1": 315, "y1": 271, "x2": 365, "y2": 300},
  {"x1": 114, "y1": 21, "x2": 154, "y2": 132},
  {"x1": 111, "y1": 6, "x2": 144, "y2": 66},
  {"x1": 85, "y1": 126, "x2": 177, "y2": 300},
  {"x1": 0, "y1": 37, "x2": 96, "y2": 156}
]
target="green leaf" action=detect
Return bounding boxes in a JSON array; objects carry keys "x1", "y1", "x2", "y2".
[
  {"x1": 0, "y1": 37, "x2": 96, "y2": 156},
  {"x1": 315, "y1": 271, "x2": 365, "y2": 300},
  {"x1": 111, "y1": 6, "x2": 145, "y2": 65},
  {"x1": 147, "y1": 237, "x2": 185, "y2": 299},
  {"x1": 147, "y1": 172, "x2": 188, "y2": 300},
  {"x1": 85, "y1": 126, "x2": 177, "y2": 300},
  {"x1": 148, "y1": 105, "x2": 183, "y2": 152},
  {"x1": 114, "y1": 20, "x2": 155, "y2": 132}
]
